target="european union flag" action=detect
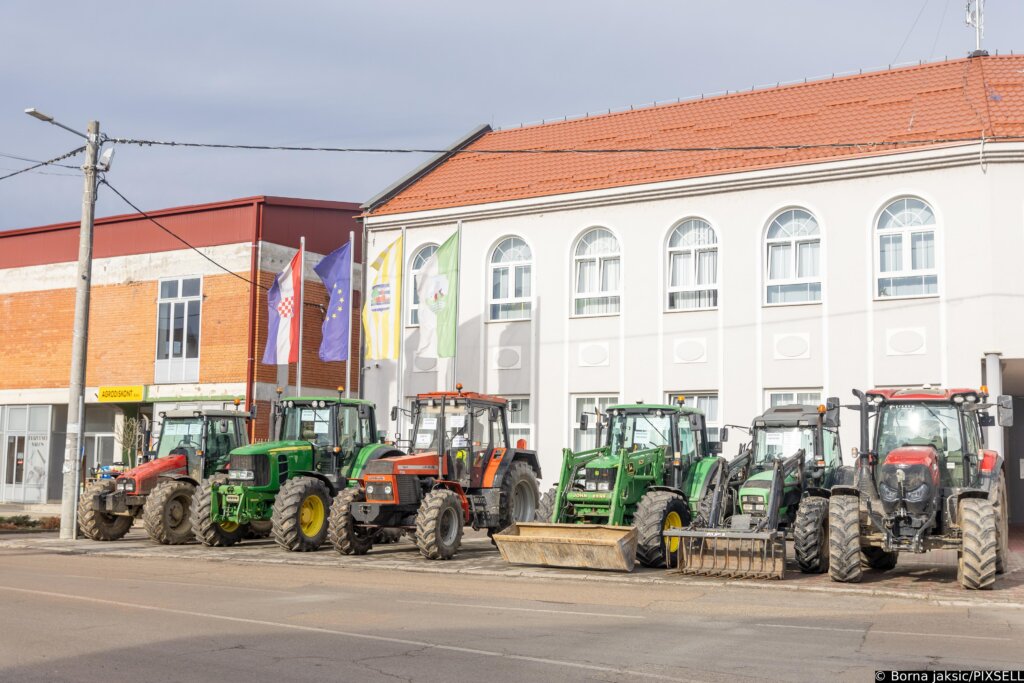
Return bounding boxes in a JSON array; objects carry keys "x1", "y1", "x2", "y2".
[{"x1": 313, "y1": 243, "x2": 351, "y2": 361}]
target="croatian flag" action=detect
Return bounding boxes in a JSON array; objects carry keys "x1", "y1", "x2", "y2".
[{"x1": 262, "y1": 249, "x2": 302, "y2": 365}]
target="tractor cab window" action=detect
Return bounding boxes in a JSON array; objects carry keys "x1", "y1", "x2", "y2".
[
  {"x1": 283, "y1": 406, "x2": 333, "y2": 447},
  {"x1": 753, "y1": 427, "x2": 815, "y2": 467},
  {"x1": 410, "y1": 402, "x2": 468, "y2": 454},
  {"x1": 336, "y1": 405, "x2": 364, "y2": 458},
  {"x1": 156, "y1": 418, "x2": 203, "y2": 457},
  {"x1": 876, "y1": 403, "x2": 963, "y2": 485},
  {"x1": 491, "y1": 407, "x2": 508, "y2": 449},
  {"x1": 823, "y1": 428, "x2": 841, "y2": 468},
  {"x1": 205, "y1": 418, "x2": 240, "y2": 461},
  {"x1": 609, "y1": 412, "x2": 672, "y2": 453},
  {"x1": 677, "y1": 420, "x2": 698, "y2": 461}
]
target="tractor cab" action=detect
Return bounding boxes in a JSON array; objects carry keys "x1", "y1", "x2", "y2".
[
  {"x1": 273, "y1": 397, "x2": 380, "y2": 485},
  {"x1": 748, "y1": 401, "x2": 842, "y2": 486},
  {"x1": 152, "y1": 409, "x2": 248, "y2": 482}
]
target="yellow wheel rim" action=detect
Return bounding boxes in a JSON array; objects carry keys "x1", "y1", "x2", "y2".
[
  {"x1": 219, "y1": 521, "x2": 239, "y2": 533},
  {"x1": 664, "y1": 511, "x2": 682, "y2": 554},
  {"x1": 299, "y1": 495, "x2": 325, "y2": 537}
]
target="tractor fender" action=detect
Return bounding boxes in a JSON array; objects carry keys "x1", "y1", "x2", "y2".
[
  {"x1": 803, "y1": 486, "x2": 831, "y2": 499},
  {"x1": 429, "y1": 480, "x2": 470, "y2": 518},
  {"x1": 158, "y1": 473, "x2": 200, "y2": 488},
  {"x1": 646, "y1": 485, "x2": 688, "y2": 500},
  {"x1": 689, "y1": 456, "x2": 727, "y2": 503},
  {"x1": 487, "y1": 449, "x2": 541, "y2": 488},
  {"x1": 292, "y1": 470, "x2": 338, "y2": 497},
  {"x1": 830, "y1": 485, "x2": 860, "y2": 498},
  {"x1": 956, "y1": 489, "x2": 990, "y2": 502},
  {"x1": 350, "y1": 443, "x2": 405, "y2": 481}
]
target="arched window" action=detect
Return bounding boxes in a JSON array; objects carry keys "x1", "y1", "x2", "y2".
[
  {"x1": 667, "y1": 218, "x2": 718, "y2": 310},
  {"x1": 409, "y1": 244, "x2": 438, "y2": 325},
  {"x1": 489, "y1": 237, "x2": 532, "y2": 320},
  {"x1": 876, "y1": 197, "x2": 937, "y2": 298},
  {"x1": 573, "y1": 228, "x2": 621, "y2": 316},
  {"x1": 765, "y1": 208, "x2": 821, "y2": 304}
]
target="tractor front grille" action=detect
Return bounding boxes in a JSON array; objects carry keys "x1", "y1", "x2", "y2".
[
  {"x1": 228, "y1": 454, "x2": 271, "y2": 487},
  {"x1": 396, "y1": 474, "x2": 420, "y2": 505}
]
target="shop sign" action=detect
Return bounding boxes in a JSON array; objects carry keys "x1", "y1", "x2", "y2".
[{"x1": 98, "y1": 386, "x2": 144, "y2": 403}]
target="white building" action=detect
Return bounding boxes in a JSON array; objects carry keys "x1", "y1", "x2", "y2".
[{"x1": 361, "y1": 55, "x2": 1024, "y2": 522}]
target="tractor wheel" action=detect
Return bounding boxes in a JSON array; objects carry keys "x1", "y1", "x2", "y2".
[
  {"x1": 499, "y1": 461, "x2": 540, "y2": 528},
  {"x1": 996, "y1": 472, "x2": 1009, "y2": 575},
  {"x1": 635, "y1": 490, "x2": 690, "y2": 569},
  {"x1": 78, "y1": 480, "x2": 133, "y2": 541},
  {"x1": 536, "y1": 486, "x2": 557, "y2": 524},
  {"x1": 272, "y1": 476, "x2": 331, "y2": 552},
  {"x1": 861, "y1": 547, "x2": 898, "y2": 571},
  {"x1": 698, "y1": 486, "x2": 733, "y2": 528},
  {"x1": 247, "y1": 520, "x2": 273, "y2": 539},
  {"x1": 794, "y1": 496, "x2": 829, "y2": 573},
  {"x1": 958, "y1": 497, "x2": 997, "y2": 590},
  {"x1": 327, "y1": 487, "x2": 373, "y2": 555},
  {"x1": 828, "y1": 495, "x2": 863, "y2": 583},
  {"x1": 415, "y1": 489, "x2": 464, "y2": 560},
  {"x1": 190, "y1": 477, "x2": 245, "y2": 548},
  {"x1": 142, "y1": 479, "x2": 195, "y2": 545}
]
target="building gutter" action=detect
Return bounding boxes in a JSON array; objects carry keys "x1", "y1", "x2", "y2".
[{"x1": 245, "y1": 199, "x2": 264, "y2": 441}]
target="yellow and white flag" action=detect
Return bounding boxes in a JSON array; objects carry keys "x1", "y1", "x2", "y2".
[{"x1": 362, "y1": 235, "x2": 403, "y2": 360}]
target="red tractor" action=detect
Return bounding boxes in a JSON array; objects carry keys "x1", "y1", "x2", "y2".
[
  {"x1": 78, "y1": 407, "x2": 251, "y2": 544},
  {"x1": 328, "y1": 387, "x2": 542, "y2": 559},
  {"x1": 829, "y1": 387, "x2": 1013, "y2": 589}
]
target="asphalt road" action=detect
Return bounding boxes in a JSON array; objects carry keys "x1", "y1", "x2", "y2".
[{"x1": 1, "y1": 543, "x2": 1022, "y2": 682}]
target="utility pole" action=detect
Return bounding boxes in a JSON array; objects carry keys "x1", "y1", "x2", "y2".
[{"x1": 60, "y1": 120, "x2": 100, "y2": 539}]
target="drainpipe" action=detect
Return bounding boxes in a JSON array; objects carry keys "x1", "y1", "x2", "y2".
[{"x1": 246, "y1": 200, "x2": 264, "y2": 441}]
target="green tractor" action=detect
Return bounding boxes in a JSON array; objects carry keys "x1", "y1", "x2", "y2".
[
  {"x1": 667, "y1": 400, "x2": 846, "y2": 579},
  {"x1": 494, "y1": 400, "x2": 724, "y2": 571},
  {"x1": 191, "y1": 396, "x2": 399, "y2": 551}
]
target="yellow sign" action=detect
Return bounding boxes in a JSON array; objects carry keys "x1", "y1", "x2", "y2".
[{"x1": 98, "y1": 386, "x2": 144, "y2": 403}]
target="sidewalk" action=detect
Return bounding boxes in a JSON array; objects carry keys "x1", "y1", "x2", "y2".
[{"x1": 0, "y1": 503, "x2": 62, "y2": 520}]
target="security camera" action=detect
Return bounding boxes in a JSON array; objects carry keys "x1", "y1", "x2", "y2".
[{"x1": 97, "y1": 147, "x2": 115, "y2": 172}]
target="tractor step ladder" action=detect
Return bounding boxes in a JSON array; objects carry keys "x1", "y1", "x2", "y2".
[{"x1": 493, "y1": 522, "x2": 639, "y2": 572}]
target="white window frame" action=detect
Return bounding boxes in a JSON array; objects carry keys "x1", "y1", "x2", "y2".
[
  {"x1": 155, "y1": 276, "x2": 202, "y2": 384},
  {"x1": 408, "y1": 244, "x2": 438, "y2": 326},
  {"x1": 875, "y1": 197, "x2": 939, "y2": 300},
  {"x1": 765, "y1": 389, "x2": 823, "y2": 409},
  {"x1": 764, "y1": 208, "x2": 822, "y2": 306},
  {"x1": 570, "y1": 394, "x2": 619, "y2": 451},
  {"x1": 666, "y1": 218, "x2": 719, "y2": 311},
  {"x1": 572, "y1": 228, "x2": 621, "y2": 317},
  {"x1": 667, "y1": 392, "x2": 720, "y2": 441},
  {"x1": 507, "y1": 396, "x2": 532, "y2": 448},
  {"x1": 488, "y1": 236, "x2": 533, "y2": 322}
]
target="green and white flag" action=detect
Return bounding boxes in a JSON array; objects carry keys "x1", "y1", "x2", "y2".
[{"x1": 415, "y1": 230, "x2": 459, "y2": 358}]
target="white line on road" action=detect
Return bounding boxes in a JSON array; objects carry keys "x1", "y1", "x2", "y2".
[
  {"x1": 9, "y1": 571, "x2": 297, "y2": 595},
  {"x1": 397, "y1": 599, "x2": 645, "y2": 619},
  {"x1": 756, "y1": 623, "x2": 1014, "y2": 642},
  {"x1": 0, "y1": 585, "x2": 693, "y2": 682}
]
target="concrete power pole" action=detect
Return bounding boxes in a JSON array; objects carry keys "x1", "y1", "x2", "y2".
[{"x1": 59, "y1": 120, "x2": 101, "y2": 540}]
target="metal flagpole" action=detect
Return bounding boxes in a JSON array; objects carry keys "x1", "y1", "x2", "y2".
[
  {"x1": 346, "y1": 230, "x2": 354, "y2": 398},
  {"x1": 396, "y1": 227, "x2": 406, "y2": 438},
  {"x1": 450, "y1": 221, "x2": 463, "y2": 391},
  {"x1": 297, "y1": 236, "x2": 305, "y2": 396}
]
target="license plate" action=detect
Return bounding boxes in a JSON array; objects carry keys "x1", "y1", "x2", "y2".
[{"x1": 225, "y1": 494, "x2": 240, "y2": 503}]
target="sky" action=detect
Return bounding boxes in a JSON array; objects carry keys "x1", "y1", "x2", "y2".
[{"x1": 1, "y1": 0, "x2": 1022, "y2": 230}]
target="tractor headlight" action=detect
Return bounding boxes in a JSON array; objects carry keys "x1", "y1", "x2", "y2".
[
  {"x1": 231, "y1": 470, "x2": 255, "y2": 481},
  {"x1": 585, "y1": 481, "x2": 597, "y2": 491},
  {"x1": 878, "y1": 481, "x2": 898, "y2": 502},
  {"x1": 384, "y1": 484, "x2": 393, "y2": 495},
  {"x1": 597, "y1": 482, "x2": 610, "y2": 492},
  {"x1": 741, "y1": 494, "x2": 765, "y2": 513},
  {"x1": 119, "y1": 479, "x2": 135, "y2": 492},
  {"x1": 366, "y1": 484, "x2": 376, "y2": 495},
  {"x1": 904, "y1": 483, "x2": 930, "y2": 503}
]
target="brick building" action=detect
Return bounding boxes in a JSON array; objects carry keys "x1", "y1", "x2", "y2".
[{"x1": 0, "y1": 196, "x2": 361, "y2": 503}]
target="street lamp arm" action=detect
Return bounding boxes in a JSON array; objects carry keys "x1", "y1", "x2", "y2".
[{"x1": 24, "y1": 107, "x2": 89, "y2": 140}]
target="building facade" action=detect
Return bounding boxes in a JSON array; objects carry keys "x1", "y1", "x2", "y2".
[
  {"x1": 361, "y1": 55, "x2": 1024, "y2": 522},
  {"x1": 0, "y1": 196, "x2": 361, "y2": 503}
]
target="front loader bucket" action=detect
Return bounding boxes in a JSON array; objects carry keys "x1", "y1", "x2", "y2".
[
  {"x1": 494, "y1": 522, "x2": 638, "y2": 572},
  {"x1": 666, "y1": 528, "x2": 786, "y2": 580}
]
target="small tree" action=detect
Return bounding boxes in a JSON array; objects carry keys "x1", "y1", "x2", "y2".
[{"x1": 118, "y1": 417, "x2": 144, "y2": 468}]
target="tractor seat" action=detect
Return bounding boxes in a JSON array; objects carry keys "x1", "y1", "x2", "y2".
[{"x1": 302, "y1": 429, "x2": 317, "y2": 441}]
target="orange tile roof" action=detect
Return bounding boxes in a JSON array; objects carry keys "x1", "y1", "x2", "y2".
[{"x1": 368, "y1": 55, "x2": 1024, "y2": 217}]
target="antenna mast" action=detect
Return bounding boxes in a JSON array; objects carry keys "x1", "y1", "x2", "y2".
[{"x1": 966, "y1": 0, "x2": 987, "y2": 56}]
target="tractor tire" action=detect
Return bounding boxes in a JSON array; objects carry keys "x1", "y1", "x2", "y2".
[
  {"x1": 415, "y1": 489, "x2": 464, "y2": 560},
  {"x1": 794, "y1": 496, "x2": 829, "y2": 573},
  {"x1": 536, "y1": 486, "x2": 557, "y2": 523},
  {"x1": 861, "y1": 547, "x2": 898, "y2": 571},
  {"x1": 190, "y1": 477, "x2": 245, "y2": 548},
  {"x1": 498, "y1": 460, "x2": 540, "y2": 529},
  {"x1": 635, "y1": 490, "x2": 690, "y2": 569},
  {"x1": 327, "y1": 487, "x2": 373, "y2": 555},
  {"x1": 142, "y1": 479, "x2": 195, "y2": 545},
  {"x1": 828, "y1": 494, "x2": 863, "y2": 583},
  {"x1": 996, "y1": 473, "x2": 1009, "y2": 575},
  {"x1": 78, "y1": 480, "x2": 133, "y2": 541},
  {"x1": 958, "y1": 497, "x2": 997, "y2": 590},
  {"x1": 272, "y1": 476, "x2": 331, "y2": 552},
  {"x1": 697, "y1": 486, "x2": 732, "y2": 527},
  {"x1": 247, "y1": 520, "x2": 273, "y2": 539}
]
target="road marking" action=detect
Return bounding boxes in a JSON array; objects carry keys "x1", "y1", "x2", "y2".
[
  {"x1": 397, "y1": 599, "x2": 645, "y2": 619},
  {"x1": 16, "y1": 572, "x2": 296, "y2": 595},
  {"x1": 756, "y1": 623, "x2": 1013, "y2": 642},
  {"x1": 0, "y1": 585, "x2": 692, "y2": 682}
]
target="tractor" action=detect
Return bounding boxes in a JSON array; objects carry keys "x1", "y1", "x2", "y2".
[
  {"x1": 77, "y1": 406, "x2": 250, "y2": 544},
  {"x1": 667, "y1": 401, "x2": 847, "y2": 579},
  {"x1": 494, "y1": 400, "x2": 723, "y2": 572},
  {"x1": 192, "y1": 395, "x2": 397, "y2": 552},
  {"x1": 829, "y1": 387, "x2": 1013, "y2": 590},
  {"x1": 329, "y1": 387, "x2": 542, "y2": 560}
]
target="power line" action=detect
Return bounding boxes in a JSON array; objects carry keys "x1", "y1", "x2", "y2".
[
  {"x1": 106, "y1": 134, "x2": 1015, "y2": 156},
  {"x1": 0, "y1": 150, "x2": 80, "y2": 169},
  {"x1": 893, "y1": 0, "x2": 932, "y2": 64},
  {"x1": 0, "y1": 146, "x2": 85, "y2": 182}
]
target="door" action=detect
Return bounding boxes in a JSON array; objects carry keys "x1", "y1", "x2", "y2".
[
  {"x1": 84, "y1": 434, "x2": 117, "y2": 475},
  {"x1": 3, "y1": 435, "x2": 26, "y2": 502}
]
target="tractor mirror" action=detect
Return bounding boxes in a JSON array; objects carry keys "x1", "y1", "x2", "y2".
[
  {"x1": 825, "y1": 397, "x2": 841, "y2": 428},
  {"x1": 489, "y1": 406, "x2": 500, "y2": 422},
  {"x1": 980, "y1": 414, "x2": 996, "y2": 428},
  {"x1": 390, "y1": 406, "x2": 399, "y2": 422},
  {"x1": 358, "y1": 404, "x2": 372, "y2": 419},
  {"x1": 718, "y1": 427, "x2": 729, "y2": 443},
  {"x1": 377, "y1": 429, "x2": 387, "y2": 443},
  {"x1": 579, "y1": 413, "x2": 589, "y2": 431},
  {"x1": 709, "y1": 440, "x2": 723, "y2": 455},
  {"x1": 219, "y1": 421, "x2": 229, "y2": 433},
  {"x1": 998, "y1": 395, "x2": 1014, "y2": 427}
]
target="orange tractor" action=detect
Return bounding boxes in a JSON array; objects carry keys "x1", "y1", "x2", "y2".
[{"x1": 329, "y1": 387, "x2": 541, "y2": 559}]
